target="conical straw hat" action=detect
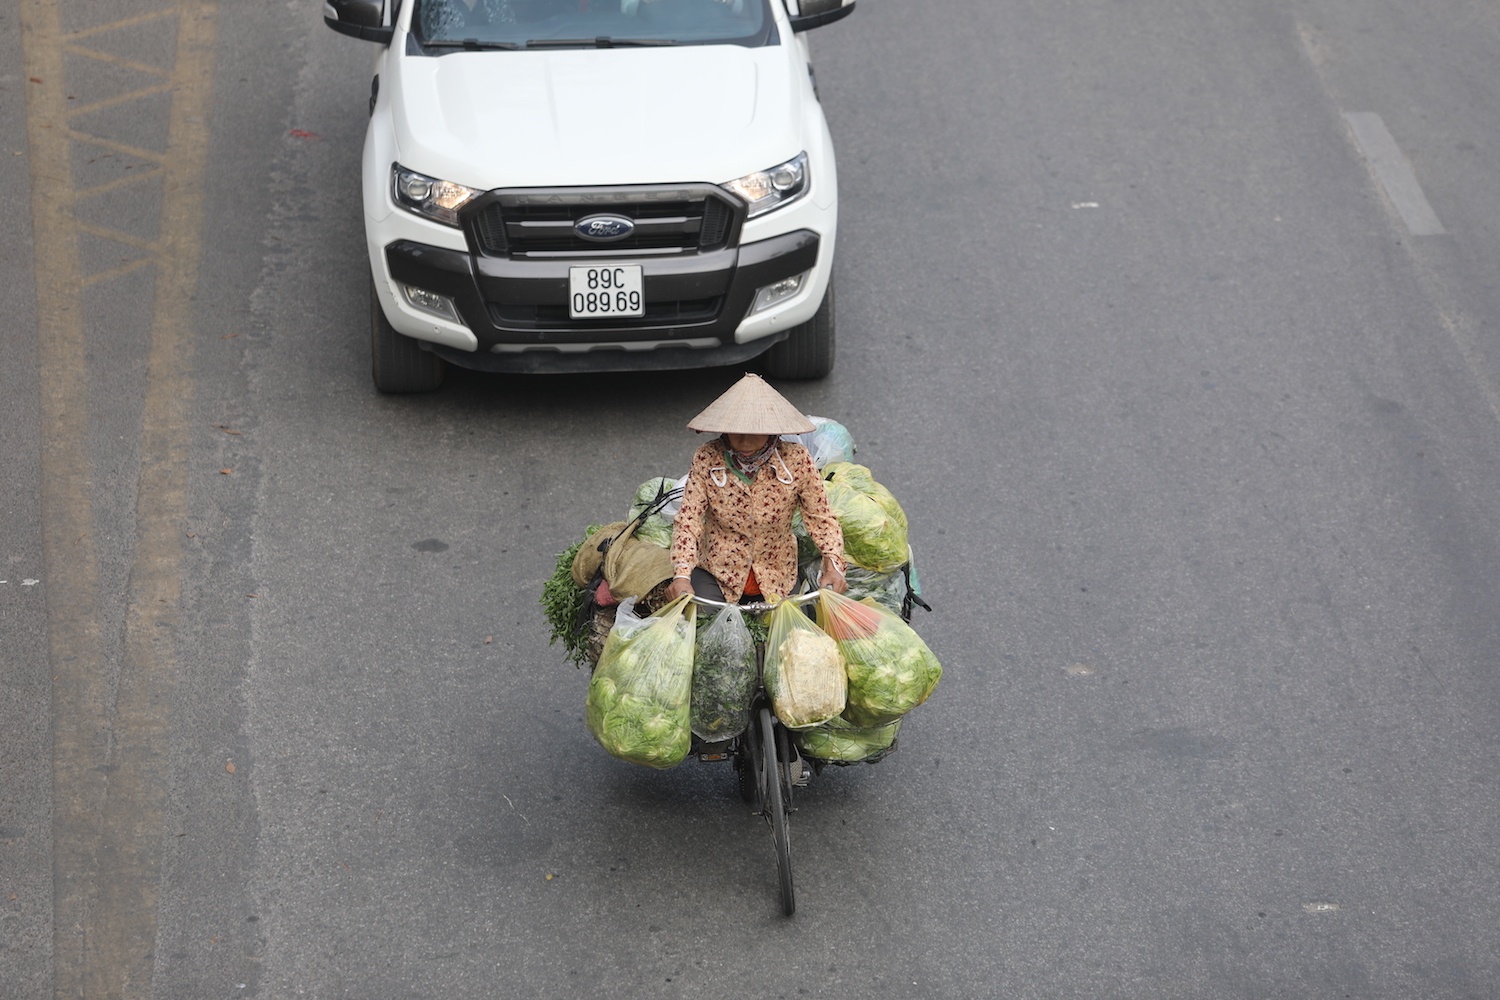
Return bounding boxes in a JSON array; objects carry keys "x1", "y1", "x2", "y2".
[{"x1": 687, "y1": 373, "x2": 815, "y2": 435}]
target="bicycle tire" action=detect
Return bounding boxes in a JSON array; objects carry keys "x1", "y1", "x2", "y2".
[
  {"x1": 775, "y1": 722, "x2": 797, "y2": 815},
  {"x1": 735, "y1": 720, "x2": 760, "y2": 805},
  {"x1": 758, "y1": 707, "x2": 795, "y2": 916}
]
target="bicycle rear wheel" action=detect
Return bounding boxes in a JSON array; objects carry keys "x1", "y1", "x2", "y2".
[{"x1": 757, "y1": 706, "x2": 795, "y2": 916}]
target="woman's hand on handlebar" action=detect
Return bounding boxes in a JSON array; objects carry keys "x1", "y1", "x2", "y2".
[
  {"x1": 667, "y1": 576, "x2": 695, "y2": 602},
  {"x1": 821, "y1": 556, "x2": 847, "y2": 595}
]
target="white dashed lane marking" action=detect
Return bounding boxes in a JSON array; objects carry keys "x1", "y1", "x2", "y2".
[{"x1": 1343, "y1": 112, "x2": 1447, "y2": 236}]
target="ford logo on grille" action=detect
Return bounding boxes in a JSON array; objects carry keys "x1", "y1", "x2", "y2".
[{"x1": 575, "y1": 214, "x2": 635, "y2": 242}]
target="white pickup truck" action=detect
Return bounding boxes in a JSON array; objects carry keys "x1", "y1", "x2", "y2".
[{"x1": 324, "y1": 0, "x2": 857, "y2": 392}]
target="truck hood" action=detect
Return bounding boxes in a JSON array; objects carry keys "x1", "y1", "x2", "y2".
[{"x1": 388, "y1": 45, "x2": 805, "y2": 189}]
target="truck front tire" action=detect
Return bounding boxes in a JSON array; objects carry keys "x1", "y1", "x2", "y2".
[
  {"x1": 370, "y1": 279, "x2": 445, "y2": 394},
  {"x1": 761, "y1": 279, "x2": 835, "y2": 380}
]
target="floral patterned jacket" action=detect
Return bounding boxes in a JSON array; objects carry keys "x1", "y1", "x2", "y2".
[{"x1": 670, "y1": 440, "x2": 845, "y2": 602}]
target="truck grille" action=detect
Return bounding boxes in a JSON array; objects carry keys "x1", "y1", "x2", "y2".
[{"x1": 467, "y1": 185, "x2": 743, "y2": 258}]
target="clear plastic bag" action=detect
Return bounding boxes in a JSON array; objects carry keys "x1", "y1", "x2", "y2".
[
  {"x1": 783, "y1": 415, "x2": 856, "y2": 469},
  {"x1": 585, "y1": 595, "x2": 696, "y2": 769},
  {"x1": 821, "y1": 462, "x2": 910, "y2": 573},
  {"x1": 795, "y1": 715, "x2": 901, "y2": 763},
  {"x1": 626, "y1": 477, "x2": 681, "y2": 548},
  {"x1": 816, "y1": 590, "x2": 941, "y2": 727},
  {"x1": 691, "y1": 604, "x2": 757, "y2": 741},
  {"x1": 762, "y1": 600, "x2": 846, "y2": 729}
]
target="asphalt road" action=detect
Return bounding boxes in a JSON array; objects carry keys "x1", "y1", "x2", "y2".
[{"x1": 4, "y1": 0, "x2": 1500, "y2": 997}]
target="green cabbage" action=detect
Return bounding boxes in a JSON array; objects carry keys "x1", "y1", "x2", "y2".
[{"x1": 627, "y1": 477, "x2": 679, "y2": 549}]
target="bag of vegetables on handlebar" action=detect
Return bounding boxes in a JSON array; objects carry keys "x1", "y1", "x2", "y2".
[
  {"x1": 586, "y1": 595, "x2": 696, "y2": 769},
  {"x1": 691, "y1": 603, "x2": 758, "y2": 742},
  {"x1": 763, "y1": 599, "x2": 846, "y2": 729},
  {"x1": 816, "y1": 590, "x2": 942, "y2": 727}
]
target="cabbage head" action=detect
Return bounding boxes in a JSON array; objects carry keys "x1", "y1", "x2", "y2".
[{"x1": 627, "y1": 477, "x2": 679, "y2": 549}]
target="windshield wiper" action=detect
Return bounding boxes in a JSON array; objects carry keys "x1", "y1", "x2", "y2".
[
  {"x1": 425, "y1": 38, "x2": 522, "y2": 51},
  {"x1": 526, "y1": 36, "x2": 677, "y2": 48}
]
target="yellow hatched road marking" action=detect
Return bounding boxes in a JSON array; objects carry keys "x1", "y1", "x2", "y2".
[
  {"x1": 22, "y1": 0, "x2": 219, "y2": 996},
  {"x1": 76, "y1": 166, "x2": 169, "y2": 202},
  {"x1": 81, "y1": 258, "x2": 158, "y2": 290},
  {"x1": 73, "y1": 220, "x2": 165, "y2": 254},
  {"x1": 63, "y1": 131, "x2": 170, "y2": 166},
  {"x1": 68, "y1": 82, "x2": 178, "y2": 119}
]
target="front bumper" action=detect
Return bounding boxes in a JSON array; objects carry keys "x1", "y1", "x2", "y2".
[{"x1": 381, "y1": 228, "x2": 820, "y2": 374}]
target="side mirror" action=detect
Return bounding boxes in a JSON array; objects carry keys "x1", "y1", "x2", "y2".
[
  {"x1": 324, "y1": 0, "x2": 395, "y2": 44},
  {"x1": 789, "y1": 0, "x2": 855, "y2": 32}
]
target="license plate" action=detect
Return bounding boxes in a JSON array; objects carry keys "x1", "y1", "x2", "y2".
[{"x1": 569, "y1": 265, "x2": 644, "y2": 319}]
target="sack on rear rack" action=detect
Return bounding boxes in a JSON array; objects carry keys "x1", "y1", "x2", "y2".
[
  {"x1": 816, "y1": 590, "x2": 941, "y2": 728},
  {"x1": 691, "y1": 603, "x2": 757, "y2": 742},
  {"x1": 586, "y1": 595, "x2": 696, "y2": 769},
  {"x1": 763, "y1": 600, "x2": 846, "y2": 729}
]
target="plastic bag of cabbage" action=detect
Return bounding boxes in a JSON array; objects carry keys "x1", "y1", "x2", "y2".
[
  {"x1": 816, "y1": 590, "x2": 941, "y2": 727},
  {"x1": 821, "y1": 462, "x2": 909, "y2": 573},
  {"x1": 795, "y1": 715, "x2": 901, "y2": 763},
  {"x1": 586, "y1": 595, "x2": 696, "y2": 769},
  {"x1": 625, "y1": 476, "x2": 683, "y2": 549},
  {"x1": 691, "y1": 604, "x2": 757, "y2": 741}
]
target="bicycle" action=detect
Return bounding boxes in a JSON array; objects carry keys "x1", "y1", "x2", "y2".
[
  {"x1": 685, "y1": 591, "x2": 818, "y2": 917},
  {"x1": 585, "y1": 576, "x2": 921, "y2": 916}
]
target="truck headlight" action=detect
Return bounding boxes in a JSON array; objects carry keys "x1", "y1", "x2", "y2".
[
  {"x1": 722, "y1": 153, "x2": 808, "y2": 218},
  {"x1": 392, "y1": 164, "x2": 479, "y2": 226}
]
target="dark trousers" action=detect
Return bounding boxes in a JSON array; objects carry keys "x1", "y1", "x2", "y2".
[{"x1": 690, "y1": 567, "x2": 727, "y2": 602}]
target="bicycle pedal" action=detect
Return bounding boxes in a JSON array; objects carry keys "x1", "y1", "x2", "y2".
[{"x1": 787, "y1": 760, "x2": 812, "y2": 787}]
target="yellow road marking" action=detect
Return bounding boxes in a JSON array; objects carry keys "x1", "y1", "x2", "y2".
[
  {"x1": 64, "y1": 132, "x2": 170, "y2": 165},
  {"x1": 23, "y1": 0, "x2": 219, "y2": 996},
  {"x1": 81, "y1": 258, "x2": 157, "y2": 289},
  {"x1": 23, "y1": 2, "x2": 110, "y2": 995},
  {"x1": 76, "y1": 167, "x2": 169, "y2": 201},
  {"x1": 67, "y1": 83, "x2": 177, "y2": 118},
  {"x1": 74, "y1": 221, "x2": 164, "y2": 254},
  {"x1": 68, "y1": 9, "x2": 179, "y2": 39}
]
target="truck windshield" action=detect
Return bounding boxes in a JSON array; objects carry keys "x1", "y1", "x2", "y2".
[{"x1": 414, "y1": 0, "x2": 773, "y2": 50}]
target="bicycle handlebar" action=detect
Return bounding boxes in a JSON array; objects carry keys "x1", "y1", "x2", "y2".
[{"x1": 688, "y1": 590, "x2": 822, "y2": 613}]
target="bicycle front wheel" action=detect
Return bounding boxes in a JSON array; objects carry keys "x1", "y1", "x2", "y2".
[{"x1": 757, "y1": 706, "x2": 795, "y2": 916}]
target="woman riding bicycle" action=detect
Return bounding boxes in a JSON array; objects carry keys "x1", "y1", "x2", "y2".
[{"x1": 666, "y1": 373, "x2": 848, "y2": 605}]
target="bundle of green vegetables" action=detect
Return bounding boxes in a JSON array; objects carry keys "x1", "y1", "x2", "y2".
[
  {"x1": 816, "y1": 591, "x2": 941, "y2": 728},
  {"x1": 585, "y1": 596, "x2": 696, "y2": 769},
  {"x1": 540, "y1": 523, "x2": 605, "y2": 668},
  {"x1": 690, "y1": 604, "x2": 757, "y2": 741}
]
